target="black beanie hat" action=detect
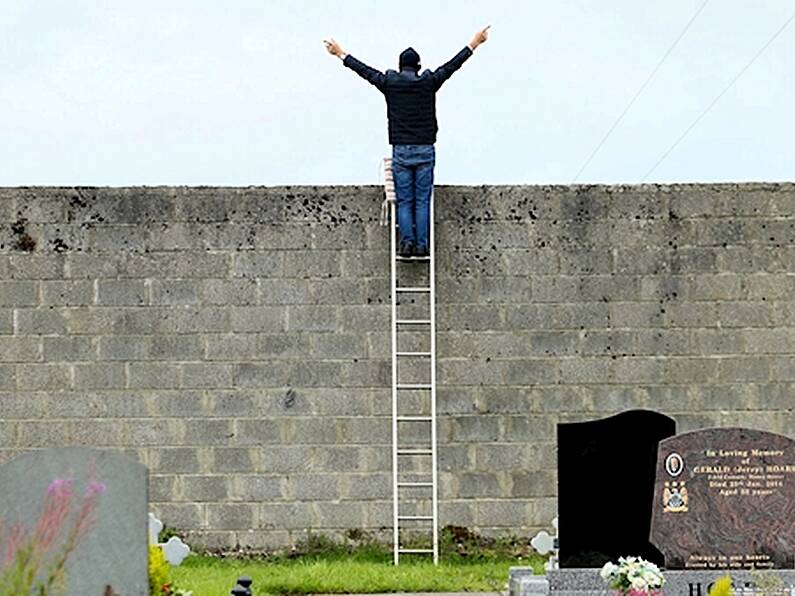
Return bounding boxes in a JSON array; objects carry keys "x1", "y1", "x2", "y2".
[{"x1": 399, "y1": 47, "x2": 420, "y2": 70}]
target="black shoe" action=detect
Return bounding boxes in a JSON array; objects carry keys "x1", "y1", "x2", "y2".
[
  {"x1": 399, "y1": 241, "x2": 415, "y2": 258},
  {"x1": 415, "y1": 245, "x2": 429, "y2": 257}
]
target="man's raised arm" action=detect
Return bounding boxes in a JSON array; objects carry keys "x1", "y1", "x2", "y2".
[
  {"x1": 431, "y1": 25, "x2": 490, "y2": 91},
  {"x1": 324, "y1": 37, "x2": 386, "y2": 92}
]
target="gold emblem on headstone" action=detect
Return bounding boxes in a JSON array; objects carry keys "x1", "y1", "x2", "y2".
[{"x1": 663, "y1": 481, "x2": 689, "y2": 512}]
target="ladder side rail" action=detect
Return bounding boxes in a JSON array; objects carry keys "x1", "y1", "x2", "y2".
[
  {"x1": 428, "y1": 188, "x2": 439, "y2": 565},
  {"x1": 390, "y1": 197, "x2": 400, "y2": 566}
]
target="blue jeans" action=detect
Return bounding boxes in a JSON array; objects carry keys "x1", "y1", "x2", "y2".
[{"x1": 392, "y1": 144, "x2": 435, "y2": 249}]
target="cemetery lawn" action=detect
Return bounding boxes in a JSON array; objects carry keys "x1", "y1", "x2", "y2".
[{"x1": 170, "y1": 536, "x2": 546, "y2": 595}]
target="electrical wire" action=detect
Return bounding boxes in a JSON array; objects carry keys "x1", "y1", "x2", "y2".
[
  {"x1": 571, "y1": 0, "x2": 710, "y2": 183},
  {"x1": 642, "y1": 9, "x2": 795, "y2": 181}
]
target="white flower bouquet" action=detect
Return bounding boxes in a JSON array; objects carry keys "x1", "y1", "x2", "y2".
[{"x1": 600, "y1": 556, "x2": 666, "y2": 595}]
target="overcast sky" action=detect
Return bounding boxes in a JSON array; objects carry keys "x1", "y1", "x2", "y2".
[{"x1": 1, "y1": 1, "x2": 793, "y2": 186}]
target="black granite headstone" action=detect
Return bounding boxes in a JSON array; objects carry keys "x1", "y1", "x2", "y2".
[{"x1": 558, "y1": 409, "x2": 676, "y2": 568}]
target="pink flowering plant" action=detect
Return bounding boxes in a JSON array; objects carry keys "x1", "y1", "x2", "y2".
[
  {"x1": 0, "y1": 472, "x2": 106, "y2": 595},
  {"x1": 600, "y1": 556, "x2": 666, "y2": 596}
]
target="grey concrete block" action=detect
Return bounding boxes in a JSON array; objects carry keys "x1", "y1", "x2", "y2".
[
  {"x1": 450, "y1": 416, "x2": 501, "y2": 442},
  {"x1": 128, "y1": 362, "x2": 181, "y2": 389},
  {"x1": 259, "y1": 502, "x2": 314, "y2": 529},
  {"x1": 559, "y1": 357, "x2": 610, "y2": 384},
  {"x1": 288, "y1": 474, "x2": 340, "y2": 501},
  {"x1": 43, "y1": 336, "x2": 96, "y2": 361},
  {"x1": 8, "y1": 255, "x2": 65, "y2": 279},
  {"x1": 305, "y1": 388, "x2": 372, "y2": 417},
  {"x1": 98, "y1": 334, "x2": 203, "y2": 360},
  {"x1": 236, "y1": 475, "x2": 285, "y2": 501},
  {"x1": 230, "y1": 306, "x2": 285, "y2": 332},
  {"x1": 73, "y1": 363, "x2": 126, "y2": 389},
  {"x1": 634, "y1": 329, "x2": 691, "y2": 355},
  {"x1": 181, "y1": 363, "x2": 234, "y2": 389},
  {"x1": 609, "y1": 302, "x2": 664, "y2": 328},
  {"x1": 0, "y1": 309, "x2": 11, "y2": 334},
  {"x1": 261, "y1": 446, "x2": 314, "y2": 473},
  {"x1": 150, "y1": 503, "x2": 203, "y2": 530},
  {"x1": 511, "y1": 471, "x2": 556, "y2": 497},
  {"x1": 233, "y1": 419, "x2": 282, "y2": 445},
  {"x1": 664, "y1": 301, "x2": 718, "y2": 327},
  {"x1": 16, "y1": 363, "x2": 70, "y2": 390},
  {"x1": 201, "y1": 278, "x2": 258, "y2": 305},
  {"x1": 259, "y1": 278, "x2": 313, "y2": 304},
  {"x1": 457, "y1": 472, "x2": 501, "y2": 498},
  {"x1": 338, "y1": 417, "x2": 389, "y2": 444},
  {"x1": 152, "y1": 448, "x2": 202, "y2": 474},
  {"x1": 475, "y1": 499, "x2": 532, "y2": 527},
  {"x1": 717, "y1": 356, "x2": 769, "y2": 382},
  {"x1": 40, "y1": 281, "x2": 93, "y2": 306},
  {"x1": 284, "y1": 417, "x2": 339, "y2": 444},
  {"x1": 311, "y1": 278, "x2": 367, "y2": 305},
  {"x1": 233, "y1": 252, "x2": 284, "y2": 278},
  {"x1": 692, "y1": 328, "x2": 746, "y2": 354},
  {"x1": 286, "y1": 305, "x2": 338, "y2": 332},
  {"x1": 0, "y1": 337, "x2": 40, "y2": 362},
  {"x1": 233, "y1": 362, "x2": 291, "y2": 388},
  {"x1": 15, "y1": 308, "x2": 66, "y2": 334},
  {"x1": 124, "y1": 252, "x2": 230, "y2": 278},
  {"x1": 742, "y1": 327, "x2": 795, "y2": 353},
  {"x1": 150, "y1": 280, "x2": 201, "y2": 305},
  {"x1": 95, "y1": 279, "x2": 148, "y2": 306},
  {"x1": 665, "y1": 357, "x2": 718, "y2": 383},
  {"x1": 313, "y1": 501, "x2": 365, "y2": 528},
  {"x1": 339, "y1": 305, "x2": 389, "y2": 332},
  {"x1": 502, "y1": 250, "x2": 558, "y2": 275},
  {"x1": 312, "y1": 333, "x2": 367, "y2": 359},
  {"x1": 438, "y1": 304, "x2": 503, "y2": 332},
  {"x1": 182, "y1": 419, "x2": 234, "y2": 445},
  {"x1": 690, "y1": 274, "x2": 746, "y2": 300},
  {"x1": 204, "y1": 333, "x2": 258, "y2": 360},
  {"x1": 212, "y1": 447, "x2": 256, "y2": 472},
  {"x1": 611, "y1": 357, "x2": 665, "y2": 383},
  {"x1": 502, "y1": 359, "x2": 559, "y2": 385},
  {"x1": 182, "y1": 475, "x2": 230, "y2": 502},
  {"x1": 0, "y1": 366, "x2": 16, "y2": 390}
]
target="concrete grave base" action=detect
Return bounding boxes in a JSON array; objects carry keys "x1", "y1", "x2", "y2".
[{"x1": 509, "y1": 568, "x2": 795, "y2": 596}]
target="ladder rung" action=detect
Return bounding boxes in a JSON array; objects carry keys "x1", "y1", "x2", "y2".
[
  {"x1": 396, "y1": 351, "x2": 432, "y2": 357},
  {"x1": 397, "y1": 449, "x2": 433, "y2": 455},
  {"x1": 396, "y1": 319, "x2": 431, "y2": 325},
  {"x1": 396, "y1": 415, "x2": 432, "y2": 421},
  {"x1": 398, "y1": 515, "x2": 434, "y2": 520},
  {"x1": 397, "y1": 481, "x2": 434, "y2": 487},
  {"x1": 398, "y1": 548, "x2": 435, "y2": 553},
  {"x1": 395, "y1": 384, "x2": 432, "y2": 390},
  {"x1": 396, "y1": 256, "x2": 430, "y2": 262},
  {"x1": 396, "y1": 287, "x2": 431, "y2": 293}
]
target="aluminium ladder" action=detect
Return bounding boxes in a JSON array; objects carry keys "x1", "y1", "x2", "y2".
[{"x1": 382, "y1": 158, "x2": 439, "y2": 565}]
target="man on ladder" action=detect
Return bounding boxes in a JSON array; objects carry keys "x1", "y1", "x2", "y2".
[{"x1": 324, "y1": 26, "x2": 490, "y2": 257}]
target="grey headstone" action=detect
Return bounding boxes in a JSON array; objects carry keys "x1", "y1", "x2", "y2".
[
  {"x1": 543, "y1": 569, "x2": 795, "y2": 596},
  {"x1": 0, "y1": 447, "x2": 148, "y2": 595}
]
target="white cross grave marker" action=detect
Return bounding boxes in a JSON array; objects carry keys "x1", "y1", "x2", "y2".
[
  {"x1": 531, "y1": 515, "x2": 559, "y2": 571},
  {"x1": 148, "y1": 512, "x2": 190, "y2": 566}
]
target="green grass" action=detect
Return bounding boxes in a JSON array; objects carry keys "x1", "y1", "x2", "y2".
[{"x1": 169, "y1": 529, "x2": 546, "y2": 595}]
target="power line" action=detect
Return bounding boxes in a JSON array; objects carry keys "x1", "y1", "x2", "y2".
[
  {"x1": 642, "y1": 9, "x2": 795, "y2": 182},
  {"x1": 571, "y1": 0, "x2": 710, "y2": 183}
]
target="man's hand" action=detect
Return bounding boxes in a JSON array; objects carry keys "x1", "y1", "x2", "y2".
[
  {"x1": 469, "y1": 25, "x2": 491, "y2": 50},
  {"x1": 323, "y1": 38, "x2": 347, "y2": 60}
]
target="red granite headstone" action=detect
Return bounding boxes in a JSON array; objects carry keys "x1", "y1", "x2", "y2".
[{"x1": 650, "y1": 428, "x2": 795, "y2": 570}]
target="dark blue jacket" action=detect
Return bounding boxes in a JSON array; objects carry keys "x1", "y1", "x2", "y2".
[{"x1": 343, "y1": 47, "x2": 473, "y2": 145}]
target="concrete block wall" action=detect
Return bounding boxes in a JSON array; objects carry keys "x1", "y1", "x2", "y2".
[{"x1": 1, "y1": 183, "x2": 794, "y2": 550}]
